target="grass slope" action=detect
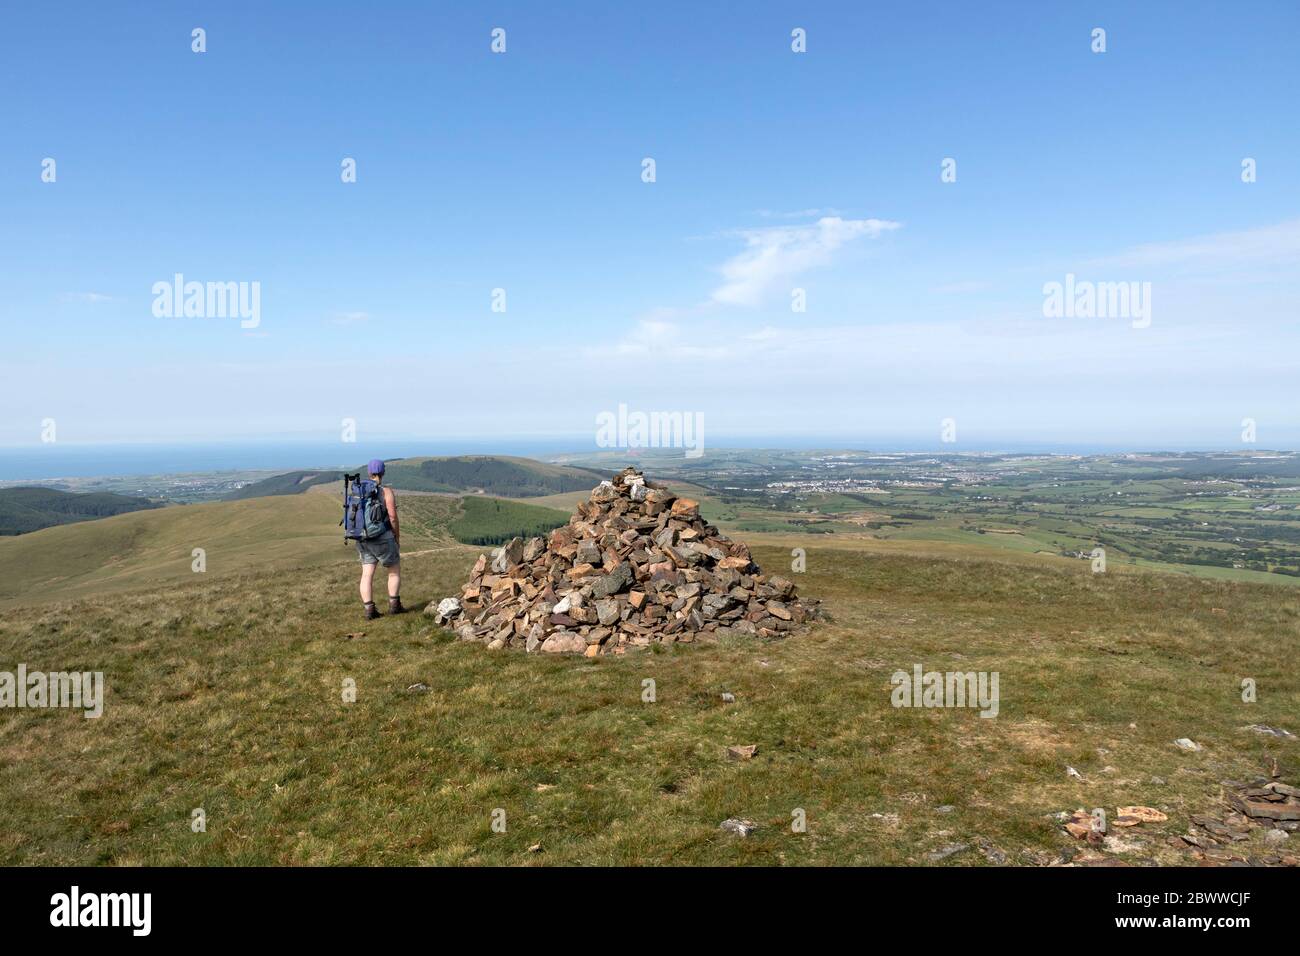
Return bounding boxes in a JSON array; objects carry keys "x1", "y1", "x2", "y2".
[
  {"x1": 0, "y1": 495, "x2": 348, "y2": 606},
  {"x1": 0, "y1": 531, "x2": 1296, "y2": 865},
  {"x1": 0, "y1": 487, "x2": 162, "y2": 536}
]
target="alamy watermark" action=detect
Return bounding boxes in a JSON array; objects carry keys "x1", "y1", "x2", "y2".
[
  {"x1": 152, "y1": 274, "x2": 261, "y2": 329},
  {"x1": 891, "y1": 664, "x2": 999, "y2": 718},
  {"x1": 1, "y1": 664, "x2": 104, "y2": 718},
  {"x1": 50, "y1": 886, "x2": 150, "y2": 936},
  {"x1": 1042, "y1": 273, "x2": 1151, "y2": 329},
  {"x1": 596, "y1": 403, "x2": 704, "y2": 459}
]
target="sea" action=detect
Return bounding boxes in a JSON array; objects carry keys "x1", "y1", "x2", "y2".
[{"x1": 0, "y1": 436, "x2": 1286, "y2": 482}]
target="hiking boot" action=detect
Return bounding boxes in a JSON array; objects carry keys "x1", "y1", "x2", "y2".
[
  {"x1": 388, "y1": 596, "x2": 406, "y2": 615},
  {"x1": 363, "y1": 602, "x2": 382, "y2": 621}
]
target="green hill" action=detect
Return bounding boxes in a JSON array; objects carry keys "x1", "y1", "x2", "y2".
[
  {"x1": 0, "y1": 486, "x2": 162, "y2": 536},
  {"x1": 380, "y1": 456, "x2": 602, "y2": 497},
  {"x1": 223, "y1": 456, "x2": 603, "y2": 501},
  {"x1": 224, "y1": 470, "x2": 342, "y2": 500}
]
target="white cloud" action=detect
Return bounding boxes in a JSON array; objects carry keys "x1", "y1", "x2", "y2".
[
  {"x1": 710, "y1": 216, "x2": 900, "y2": 307},
  {"x1": 330, "y1": 311, "x2": 371, "y2": 325}
]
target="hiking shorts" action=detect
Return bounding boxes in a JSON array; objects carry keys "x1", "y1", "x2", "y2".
[{"x1": 356, "y1": 530, "x2": 400, "y2": 567}]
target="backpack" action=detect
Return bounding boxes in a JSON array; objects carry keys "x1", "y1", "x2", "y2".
[{"x1": 341, "y1": 473, "x2": 392, "y2": 541}]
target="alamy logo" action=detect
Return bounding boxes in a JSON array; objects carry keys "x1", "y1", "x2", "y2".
[
  {"x1": 0, "y1": 664, "x2": 103, "y2": 718},
  {"x1": 596, "y1": 403, "x2": 704, "y2": 459},
  {"x1": 1042, "y1": 273, "x2": 1151, "y2": 329},
  {"x1": 891, "y1": 664, "x2": 999, "y2": 718},
  {"x1": 50, "y1": 886, "x2": 151, "y2": 936},
  {"x1": 152, "y1": 274, "x2": 261, "y2": 329}
]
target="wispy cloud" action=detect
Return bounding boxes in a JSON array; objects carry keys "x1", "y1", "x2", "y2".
[
  {"x1": 932, "y1": 279, "x2": 994, "y2": 295},
  {"x1": 1089, "y1": 218, "x2": 1300, "y2": 272},
  {"x1": 60, "y1": 292, "x2": 114, "y2": 304},
  {"x1": 710, "y1": 216, "x2": 900, "y2": 307},
  {"x1": 329, "y1": 311, "x2": 371, "y2": 325},
  {"x1": 581, "y1": 318, "x2": 730, "y2": 361},
  {"x1": 753, "y1": 207, "x2": 844, "y2": 219}
]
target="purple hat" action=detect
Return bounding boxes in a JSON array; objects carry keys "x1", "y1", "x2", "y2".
[{"x1": 367, "y1": 458, "x2": 385, "y2": 476}]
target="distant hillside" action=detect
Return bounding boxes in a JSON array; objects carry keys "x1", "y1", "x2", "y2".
[
  {"x1": 224, "y1": 457, "x2": 603, "y2": 502},
  {"x1": 381, "y1": 456, "x2": 602, "y2": 497},
  {"x1": 0, "y1": 494, "x2": 351, "y2": 604},
  {"x1": 224, "y1": 470, "x2": 342, "y2": 500},
  {"x1": 0, "y1": 486, "x2": 162, "y2": 536}
]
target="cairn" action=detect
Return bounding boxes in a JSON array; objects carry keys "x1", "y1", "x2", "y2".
[{"x1": 429, "y1": 467, "x2": 820, "y2": 655}]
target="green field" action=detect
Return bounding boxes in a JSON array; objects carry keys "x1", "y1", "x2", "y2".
[{"x1": 567, "y1": 450, "x2": 1300, "y2": 586}]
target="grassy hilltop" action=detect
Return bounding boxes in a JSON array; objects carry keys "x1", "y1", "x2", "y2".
[
  {"x1": 0, "y1": 487, "x2": 162, "y2": 536},
  {"x1": 0, "y1": 479, "x2": 1296, "y2": 865},
  {"x1": 378, "y1": 456, "x2": 602, "y2": 497}
]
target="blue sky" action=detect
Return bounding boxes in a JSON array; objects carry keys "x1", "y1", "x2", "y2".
[{"x1": 1, "y1": 0, "x2": 1297, "y2": 452}]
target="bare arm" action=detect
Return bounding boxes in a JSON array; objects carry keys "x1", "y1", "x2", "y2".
[{"x1": 384, "y1": 487, "x2": 399, "y2": 543}]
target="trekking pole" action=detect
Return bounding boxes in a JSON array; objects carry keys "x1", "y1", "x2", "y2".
[{"x1": 341, "y1": 473, "x2": 352, "y2": 543}]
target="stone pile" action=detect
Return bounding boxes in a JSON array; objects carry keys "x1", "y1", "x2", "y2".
[
  {"x1": 1055, "y1": 769, "x2": 1300, "y2": 866},
  {"x1": 429, "y1": 467, "x2": 820, "y2": 654}
]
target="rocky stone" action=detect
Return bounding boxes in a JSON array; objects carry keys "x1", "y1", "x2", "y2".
[
  {"x1": 540, "y1": 632, "x2": 587, "y2": 654},
  {"x1": 1229, "y1": 793, "x2": 1300, "y2": 821},
  {"x1": 1115, "y1": 806, "x2": 1167, "y2": 825},
  {"x1": 427, "y1": 596, "x2": 461, "y2": 622},
  {"x1": 591, "y1": 562, "x2": 634, "y2": 599},
  {"x1": 522, "y1": 536, "x2": 547, "y2": 562},
  {"x1": 1244, "y1": 724, "x2": 1296, "y2": 739},
  {"x1": 1174, "y1": 737, "x2": 1203, "y2": 752},
  {"x1": 719, "y1": 818, "x2": 757, "y2": 837},
  {"x1": 595, "y1": 598, "x2": 620, "y2": 626},
  {"x1": 491, "y1": 537, "x2": 525, "y2": 573},
  {"x1": 926, "y1": 843, "x2": 971, "y2": 862}
]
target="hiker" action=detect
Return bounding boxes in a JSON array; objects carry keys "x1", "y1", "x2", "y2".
[{"x1": 348, "y1": 458, "x2": 404, "y2": 620}]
